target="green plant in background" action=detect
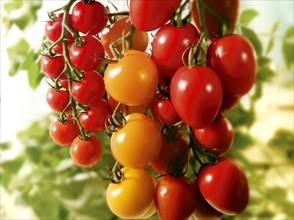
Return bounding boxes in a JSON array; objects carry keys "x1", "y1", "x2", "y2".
[{"x1": 1, "y1": 0, "x2": 293, "y2": 219}]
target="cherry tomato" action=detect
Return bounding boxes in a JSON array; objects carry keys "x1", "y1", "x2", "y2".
[
  {"x1": 71, "y1": 0, "x2": 108, "y2": 35},
  {"x1": 191, "y1": 0, "x2": 239, "y2": 37},
  {"x1": 106, "y1": 168, "x2": 155, "y2": 219},
  {"x1": 49, "y1": 115, "x2": 79, "y2": 147},
  {"x1": 45, "y1": 13, "x2": 76, "y2": 43},
  {"x1": 170, "y1": 66, "x2": 223, "y2": 128},
  {"x1": 152, "y1": 23, "x2": 199, "y2": 79},
  {"x1": 71, "y1": 71, "x2": 105, "y2": 106},
  {"x1": 220, "y1": 93, "x2": 240, "y2": 113},
  {"x1": 207, "y1": 34, "x2": 257, "y2": 97},
  {"x1": 69, "y1": 35, "x2": 105, "y2": 71},
  {"x1": 101, "y1": 16, "x2": 149, "y2": 58},
  {"x1": 104, "y1": 50, "x2": 158, "y2": 106},
  {"x1": 129, "y1": 0, "x2": 181, "y2": 31},
  {"x1": 110, "y1": 113, "x2": 162, "y2": 169},
  {"x1": 78, "y1": 99, "x2": 112, "y2": 132},
  {"x1": 155, "y1": 176, "x2": 196, "y2": 220},
  {"x1": 192, "y1": 178, "x2": 223, "y2": 220},
  {"x1": 198, "y1": 157, "x2": 249, "y2": 215},
  {"x1": 70, "y1": 134, "x2": 102, "y2": 168},
  {"x1": 151, "y1": 134, "x2": 189, "y2": 175},
  {"x1": 193, "y1": 115, "x2": 234, "y2": 156},
  {"x1": 41, "y1": 55, "x2": 65, "y2": 79}
]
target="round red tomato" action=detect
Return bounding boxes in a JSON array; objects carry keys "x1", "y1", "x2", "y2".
[
  {"x1": 198, "y1": 157, "x2": 249, "y2": 215},
  {"x1": 70, "y1": 134, "x2": 102, "y2": 168},
  {"x1": 49, "y1": 115, "x2": 79, "y2": 147},
  {"x1": 104, "y1": 50, "x2": 158, "y2": 106},
  {"x1": 41, "y1": 55, "x2": 65, "y2": 79},
  {"x1": 170, "y1": 66, "x2": 223, "y2": 128},
  {"x1": 152, "y1": 23, "x2": 199, "y2": 79},
  {"x1": 69, "y1": 35, "x2": 105, "y2": 71},
  {"x1": 191, "y1": 0, "x2": 239, "y2": 37},
  {"x1": 155, "y1": 176, "x2": 196, "y2": 220},
  {"x1": 71, "y1": 71, "x2": 105, "y2": 106},
  {"x1": 193, "y1": 115, "x2": 234, "y2": 157},
  {"x1": 207, "y1": 34, "x2": 257, "y2": 97},
  {"x1": 130, "y1": 0, "x2": 181, "y2": 31},
  {"x1": 71, "y1": 0, "x2": 108, "y2": 35},
  {"x1": 101, "y1": 16, "x2": 149, "y2": 58},
  {"x1": 220, "y1": 93, "x2": 240, "y2": 112}
]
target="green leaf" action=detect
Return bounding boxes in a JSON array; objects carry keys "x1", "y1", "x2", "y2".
[
  {"x1": 25, "y1": 147, "x2": 42, "y2": 164},
  {"x1": 233, "y1": 131, "x2": 255, "y2": 149},
  {"x1": 271, "y1": 20, "x2": 279, "y2": 33},
  {"x1": 0, "y1": 142, "x2": 11, "y2": 150},
  {"x1": 239, "y1": 9, "x2": 259, "y2": 26},
  {"x1": 241, "y1": 26, "x2": 263, "y2": 56},
  {"x1": 225, "y1": 104, "x2": 255, "y2": 128},
  {"x1": 257, "y1": 56, "x2": 271, "y2": 67},
  {"x1": 282, "y1": 25, "x2": 294, "y2": 69},
  {"x1": 3, "y1": 0, "x2": 23, "y2": 11},
  {"x1": 1, "y1": 157, "x2": 24, "y2": 174},
  {"x1": 256, "y1": 66, "x2": 275, "y2": 82},
  {"x1": 0, "y1": 172, "x2": 12, "y2": 190},
  {"x1": 266, "y1": 37, "x2": 274, "y2": 54}
]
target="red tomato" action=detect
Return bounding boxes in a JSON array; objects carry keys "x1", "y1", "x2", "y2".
[
  {"x1": 72, "y1": 0, "x2": 108, "y2": 35},
  {"x1": 49, "y1": 115, "x2": 79, "y2": 147},
  {"x1": 71, "y1": 71, "x2": 105, "y2": 106},
  {"x1": 69, "y1": 35, "x2": 105, "y2": 71},
  {"x1": 170, "y1": 66, "x2": 223, "y2": 128},
  {"x1": 207, "y1": 34, "x2": 257, "y2": 97},
  {"x1": 191, "y1": 0, "x2": 239, "y2": 37},
  {"x1": 152, "y1": 23, "x2": 200, "y2": 79},
  {"x1": 101, "y1": 16, "x2": 149, "y2": 58},
  {"x1": 129, "y1": 0, "x2": 181, "y2": 31},
  {"x1": 70, "y1": 134, "x2": 102, "y2": 168},
  {"x1": 220, "y1": 93, "x2": 240, "y2": 113},
  {"x1": 155, "y1": 176, "x2": 196, "y2": 220},
  {"x1": 193, "y1": 115, "x2": 234, "y2": 157},
  {"x1": 41, "y1": 55, "x2": 65, "y2": 79},
  {"x1": 192, "y1": 178, "x2": 223, "y2": 220},
  {"x1": 78, "y1": 99, "x2": 112, "y2": 132},
  {"x1": 198, "y1": 157, "x2": 249, "y2": 215}
]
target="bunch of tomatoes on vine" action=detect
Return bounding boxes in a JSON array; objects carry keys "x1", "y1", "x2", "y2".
[{"x1": 40, "y1": 0, "x2": 256, "y2": 219}]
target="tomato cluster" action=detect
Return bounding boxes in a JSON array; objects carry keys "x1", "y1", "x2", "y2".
[{"x1": 41, "y1": 0, "x2": 256, "y2": 219}]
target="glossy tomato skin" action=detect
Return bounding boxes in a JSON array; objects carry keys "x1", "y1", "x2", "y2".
[
  {"x1": 191, "y1": 0, "x2": 239, "y2": 37},
  {"x1": 198, "y1": 157, "x2": 249, "y2": 215},
  {"x1": 46, "y1": 87, "x2": 70, "y2": 112},
  {"x1": 155, "y1": 176, "x2": 196, "y2": 220},
  {"x1": 41, "y1": 55, "x2": 65, "y2": 79},
  {"x1": 130, "y1": 0, "x2": 181, "y2": 31},
  {"x1": 106, "y1": 168, "x2": 155, "y2": 219},
  {"x1": 78, "y1": 99, "x2": 112, "y2": 132},
  {"x1": 104, "y1": 50, "x2": 158, "y2": 106},
  {"x1": 110, "y1": 113, "x2": 162, "y2": 169},
  {"x1": 170, "y1": 66, "x2": 223, "y2": 128},
  {"x1": 49, "y1": 115, "x2": 79, "y2": 147},
  {"x1": 70, "y1": 134, "x2": 102, "y2": 168},
  {"x1": 220, "y1": 93, "x2": 240, "y2": 113},
  {"x1": 192, "y1": 178, "x2": 223, "y2": 220},
  {"x1": 207, "y1": 34, "x2": 257, "y2": 97},
  {"x1": 101, "y1": 16, "x2": 148, "y2": 58},
  {"x1": 72, "y1": 0, "x2": 108, "y2": 35},
  {"x1": 71, "y1": 71, "x2": 105, "y2": 106},
  {"x1": 152, "y1": 23, "x2": 199, "y2": 79},
  {"x1": 69, "y1": 35, "x2": 105, "y2": 71},
  {"x1": 193, "y1": 115, "x2": 234, "y2": 157}
]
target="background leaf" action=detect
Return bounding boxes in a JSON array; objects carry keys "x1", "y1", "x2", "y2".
[
  {"x1": 282, "y1": 25, "x2": 294, "y2": 69},
  {"x1": 239, "y1": 9, "x2": 259, "y2": 26},
  {"x1": 241, "y1": 26, "x2": 263, "y2": 56}
]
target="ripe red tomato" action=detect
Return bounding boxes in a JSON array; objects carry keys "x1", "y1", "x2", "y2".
[
  {"x1": 192, "y1": 178, "x2": 223, "y2": 220},
  {"x1": 198, "y1": 157, "x2": 249, "y2": 215},
  {"x1": 170, "y1": 66, "x2": 223, "y2": 128},
  {"x1": 110, "y1": 113, "x2": 162, "y2": 169},
  {"x1": 207, "y1": 34, "x2": 257, "y2": 97},
  {"x1": 46, "y1": 87, "x2": 70, "y2": 112},
  {"x1": 151, "y1": 134, "x2": 189, "y2": 175},
  {"x1": 71, "y1": 71, "x2": 105, "y2": 106},
  {"x1": 101, "y1": 16, "x2": 149, "y2": 59},
  {"x1": 193, "y1": 115, "x2": 234, "y2": 157},
  {"x1": 70, "y1": 134, "x2": 102, "y2": 168},
  {"x1": 220, "y1": 93, "x2": 240, "y2": 113},
  {"x1": 41, "y1": 55, "x2": 65, "y2": 79},
  {"x1": 78, "y1": 99, "x2": 112, "y2": 132},
  {"x1": 69, "y1": 35, "x2": 105, "y2": 71},
  {"x1": 152, "y1": 23, "x2": 199, "y2": 79},
  {"x1": 45, "y1": 13, "x2": 76, "y2": 43},
  {"x1": 191, "y1": 0, "x2": 239, "y2": 37},
  {"x1": 104, "y1": 50, "x2": 158, "y2": 106},
  {"x1": 49, "y1": 115, "x2": 79, "y2": 147},
  {"x1": 155, "y1": 176, "x2": 196, "y2": 220},
  {"x1": 71, "y1": 0, "x2": 108, "y2": 35},
  {"x1": 129, "y1": 0, "x2": 181, "y2": 31}
]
